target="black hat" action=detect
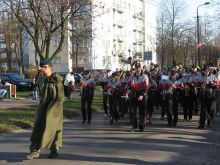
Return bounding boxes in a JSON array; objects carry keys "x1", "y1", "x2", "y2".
[
  {"x1": 203, "y1": 66, "x2": 210, "y2": 71},
  {"x1": 170, "y1": 70, "x2": 177, "y2": 76},
  {"x1": 112, "y1": 72, "x2": 118, "y2": 77},
  {"x1": 40, "y1": 59, "x2": 52, "y2": 66},
  {"x1": 83, "y1": 70, "x2": 90, "y2": 75},
  {"x1": 135, "y1": 62, "x2": 141, "y2": 68}
]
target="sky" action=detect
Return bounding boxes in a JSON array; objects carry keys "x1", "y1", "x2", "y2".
[
  {"x1": 185, "y1": 0, "x2": 214, "y2": 19},
  {"x1": 151, "y1": 0, "x2": 215, "y2": 19}
]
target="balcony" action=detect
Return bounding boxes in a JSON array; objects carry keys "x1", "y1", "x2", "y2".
[
  {"x1": 113, "y1": 20, "x2": 125, "y2": 28},
  {"x1": 118, "y1": 36, "x2": 123, "y2": 42},
  {"x1": 137, "y1": 26, "x2": 144, "y2": 32},
  {"x1": 113, "y1": 3, "x2": 125, "y2": 13},
  {"x1": 133, "y1": 12, "x2": 144, "y2": 20},
  {"x1": 133, "y1": 40, "x2": 138, "y2": 45}
]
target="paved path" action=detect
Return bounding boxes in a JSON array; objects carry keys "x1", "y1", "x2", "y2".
[
  {"x1": 0, "y1": 98, "x2": 38, "y2": 109},
  {"x1": 0, "y1": 108, "x2": 220, "y2": 165}
]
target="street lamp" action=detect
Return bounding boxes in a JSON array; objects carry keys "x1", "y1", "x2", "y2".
[{"x1": 197, "y1": 2, "x2": 210, "y2": 66}]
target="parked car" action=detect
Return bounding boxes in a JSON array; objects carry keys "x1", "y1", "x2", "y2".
[{"x1": 0, "y1": 73, "x2": 33, "y2": 91}]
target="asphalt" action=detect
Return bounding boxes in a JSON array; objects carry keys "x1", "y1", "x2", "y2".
[{"x1": 0, "y1": 97, "x2": 220, "y2": 165}]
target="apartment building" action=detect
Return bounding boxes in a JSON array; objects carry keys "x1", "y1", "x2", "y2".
[{"x1": 90, "y1": 0, "x2": 157, "y2": 71}]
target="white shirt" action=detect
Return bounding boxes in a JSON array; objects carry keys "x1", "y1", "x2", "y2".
[{"x1": 64, "y1": 73, "x2": 75, "y2": 86}]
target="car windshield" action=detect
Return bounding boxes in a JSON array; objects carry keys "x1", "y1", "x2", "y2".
[{"x1": 10, "y1": 74, "x2": 24, "y2": 80}]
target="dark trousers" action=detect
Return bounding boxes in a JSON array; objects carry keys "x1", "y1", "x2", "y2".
[
  {"x1": 183, "y1": 96, "x2": 193, "y2": 120},
  {"x1": 109, "y1": 94, "x2": 120, "y2": 123},
  {"x1": 103, "y1": 93, "x2": 109, "y2": 114},
  {"x1": 130, "y1": 97, "x2": 146, "y2": 130},
  {"x1": 162, "y1": 95, "x2": 178, "y2": 126},
  {"x1": 81, "y1": 96, "x2": 93, "y2": 122},
  {"x1": 119, "y1": 97, "x2": 128, "y2": 117},
  {"x1": 64, "y1": 86, "x2": 69, "y2": 97},
  {"x1": 199, "y1": 97, "x2": 213, "y2": 127},
  {"x1": 193, "y1": 94, "x2": 199, "y2": 114},
  {"x1": 146, "y1": 98, "x2": 154, "y2": 119}
]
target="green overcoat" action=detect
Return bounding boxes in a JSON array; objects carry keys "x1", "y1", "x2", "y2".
[{"x1": 30, "y1": 73, "x2": 64, "y2": 149}]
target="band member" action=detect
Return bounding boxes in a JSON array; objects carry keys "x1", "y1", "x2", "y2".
[
  {"x1": 181, "y1": 68, "x2": 195, "y2": 121},
  {"x1": 159, "y1": 70, "x2": 183, "y2": 126},
  {"x1": 197, "y1": 67, "x2": 218, "y2": 128},
  {"x1": 99, "y1": 69, "x2": 112, "y2": 118},
  {"x1": 119, "y1": 71, "x2": 131, "y2": 118},
  {"x1": 80, "y1": 70, "x2": 96, "y2": 124},
  {"x1": 146, "y1": 75, "x2": 157, "y2": 125},
  {"x1": 107, "y1": 72, "x2": 121, "y2": 124},
  {"x1": 130, "y1": 62, "x2": 149, "y2": 132},
  {"x1": 182, "y1": 82, "x2": 195, "y2": 121},
  {"x1": 190, "y1": 65, "x2": 202, "y2": 115}
]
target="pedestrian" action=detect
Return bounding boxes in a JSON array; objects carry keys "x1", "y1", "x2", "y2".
[
  {"x1": 31, "y1": 78, "x2": 37, "y2": 100},
  {"x1": 80, "y1": 69, "x2": 96, "y2": 124},
  {"x1": 0, "y1": 80, "x2": 7, "y2": 99},
  {"x1": 64, "y1": 71, "x2": 75, "y2": 99},
  {"x1": 26, "y1": 59, "x2": 64, "y2": 159}
]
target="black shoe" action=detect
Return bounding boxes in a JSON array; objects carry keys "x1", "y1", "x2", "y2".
[
  {"x1": 48, "y1": 151, "x2": 58, "y2": 159},
  {"x1": 82, "y1": 120, "x2": 86, "y2": 124},
  {"x1": 139, "y1": 129, "x2": 144, "y2": 132},
  {"x1": 198, "y1": 125, "x2": 204, "y2": 129},
  {"x1": 87, "y1": 120, "x2": 91, "y2": 124}
]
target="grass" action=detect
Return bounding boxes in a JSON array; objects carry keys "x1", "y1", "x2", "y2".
[
  {"x1": 0, "y1": 105, "x2": 35, "y2": 133},
  {"x1": 16, "y1": 91, "x2": 32, "y2": 98},
  {"x1": 0, "y1": 92, "x2": 103, "y2": 133}
]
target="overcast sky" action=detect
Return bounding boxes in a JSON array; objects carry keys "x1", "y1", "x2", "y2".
[
  {"x1": 151, "y1": 0, "x2": 214, "y2": 19},
  {"x1": 185, "y1": 0, "x2": 214, "y2": 19}
]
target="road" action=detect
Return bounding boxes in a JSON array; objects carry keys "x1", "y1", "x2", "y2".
[{"x1": 0, "y1": 106, "x2": 220, "y2": 165}]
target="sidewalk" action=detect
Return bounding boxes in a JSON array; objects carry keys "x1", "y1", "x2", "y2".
[
  {"x1": 0, "y1": 109, "x2": 220, "y2": 165},
  {"x1": 0, "y1": 98, "x2": 38, "y2": 109}
]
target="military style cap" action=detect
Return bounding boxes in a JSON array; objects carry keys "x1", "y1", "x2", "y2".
[
  {"x1": 135, "y1": 62, "x2": 141, "y2": 68},
  {"x1": 40, "y1": 59, "x2": 52, "y2": 66},
  {"x1": 83, "y1": 70, "x2": 90, "y2": 75},
  {"x1": 170, "y1": 69, "x2": 177, "y2": 76},
  {"x1": 112, "y1": 72, "x2": 118, "y2": 77}
]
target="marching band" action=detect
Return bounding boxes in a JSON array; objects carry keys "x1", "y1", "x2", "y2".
[{"x1": 78, "y1": 63, "x2": 220, "y2": 131}]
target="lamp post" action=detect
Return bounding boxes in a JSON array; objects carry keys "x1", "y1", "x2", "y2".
[{"x1": 197, "y1": 2, "x2": 210, "y2": 66}]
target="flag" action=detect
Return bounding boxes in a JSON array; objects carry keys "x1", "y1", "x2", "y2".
[{"x1": 196, "y1": 44, "x2": 205, "y2": 49}]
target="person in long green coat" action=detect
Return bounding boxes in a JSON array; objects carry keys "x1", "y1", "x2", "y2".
[{"x1": 27, "y1": 59, "x2": 64, "y2": 159}]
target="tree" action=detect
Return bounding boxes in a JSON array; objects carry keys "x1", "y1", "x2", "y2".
[
  {"x1": 2, "y1": 0, "x2": 105, "y2": 65},
  {"x1": 157, "y1": 0, "x2": 186, "y2": 67}
]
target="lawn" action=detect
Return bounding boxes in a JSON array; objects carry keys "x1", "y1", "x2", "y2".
[
  {"x1": 0, "y1": 92, "x2": 103, "y2": 133},
  {"x1": 16, "y1": 91, "x2": 32, "y2": 98}
]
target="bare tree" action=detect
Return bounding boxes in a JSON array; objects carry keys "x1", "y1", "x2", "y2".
[
  {"x1": 1, "y1": 0, "x2": 105, "y2": 65},
  {"x1": 157, "y1": 0, "x2": 186, "y2": 67}
]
